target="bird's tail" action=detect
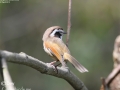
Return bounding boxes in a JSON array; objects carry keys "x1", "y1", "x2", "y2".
[{"x1": 64, "y1": 53, "x2": 88, "y2": 73}]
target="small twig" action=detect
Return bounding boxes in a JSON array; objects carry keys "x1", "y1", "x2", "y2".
[
  {"x1": 2, "y1": 58, "x2": 15, "y2": 90},
  {"x1": 66, "y1": 0, "x2": 72, "y2": 46}
]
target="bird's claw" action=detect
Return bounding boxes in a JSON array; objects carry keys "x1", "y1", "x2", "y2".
[{"x1": 46, "y1": 63, "x2": 58, "y2": 73}]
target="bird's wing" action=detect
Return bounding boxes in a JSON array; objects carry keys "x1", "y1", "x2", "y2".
[
  {"x1": 52, "y1": 38, "x2": 70, "y2": 54},
  {"x1": 44, "y1": 41, "x2": 62, "y2": 60}
]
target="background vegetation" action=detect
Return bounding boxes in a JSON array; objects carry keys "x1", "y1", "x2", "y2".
[{"x1": 0, "y1": 0, "x2": 120, "y2": 90}]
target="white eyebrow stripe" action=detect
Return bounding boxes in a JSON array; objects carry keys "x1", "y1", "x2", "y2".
[{"x1": 50, "y1": 29, "x2": 58, "y2": 37}]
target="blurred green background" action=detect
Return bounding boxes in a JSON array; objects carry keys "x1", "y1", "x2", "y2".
[{"x1": 0, "y1": 0, "x2": 120, "y2": 90}]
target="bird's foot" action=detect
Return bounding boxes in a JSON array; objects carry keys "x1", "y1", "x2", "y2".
[{"x1": 46, "y1": 63, "x2": 58, "y2": 73}]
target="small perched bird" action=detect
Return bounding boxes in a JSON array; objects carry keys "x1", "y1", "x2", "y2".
[{"x1": 42, "y1": 26, "x2": 88, "y2": 73}]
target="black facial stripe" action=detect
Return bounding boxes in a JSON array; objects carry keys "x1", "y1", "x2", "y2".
[
  {"x1": 50, "y1": 28, "x2": 64, "y2": 39},
  {"x1": 55, "y1": 32, "x2": 62, "y2": 38}
]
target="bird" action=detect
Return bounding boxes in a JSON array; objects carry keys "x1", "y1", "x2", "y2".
[{"x1": 42, "y1": 26, "x2": 88, "y2": 73}]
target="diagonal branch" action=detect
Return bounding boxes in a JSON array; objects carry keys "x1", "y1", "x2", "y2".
[{"x1": 0, "y1": 50, "x2": 88, "y2": 90}]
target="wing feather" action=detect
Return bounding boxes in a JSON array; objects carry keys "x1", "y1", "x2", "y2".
[{"x1": 44, "y1": 41, "x2": 62, "y2": 60}]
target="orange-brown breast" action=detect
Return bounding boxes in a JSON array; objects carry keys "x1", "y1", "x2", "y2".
[{"x1": 43, "y1": 37, "x2": 70, "y2": 61}]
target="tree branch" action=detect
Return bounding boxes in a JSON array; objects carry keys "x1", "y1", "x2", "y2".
[
  {"x1": 100, "y1": 35, "x2": 120, "y2": 90},
  {"x1": 0, "y1": 50, "x2": 88, "y2": 90}
]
